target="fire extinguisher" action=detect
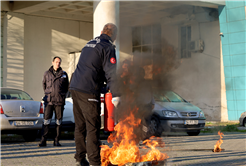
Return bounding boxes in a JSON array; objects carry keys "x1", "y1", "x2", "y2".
[{"x1": 104, "y1": 92, "x2": 115, "y2": 132}]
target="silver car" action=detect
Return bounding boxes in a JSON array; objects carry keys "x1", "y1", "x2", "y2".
[
  {"x1": 150, "y1": 91, "x2": 206, "y2": 136},
  {"x1": 1, "y1": 87, "x2": 43, "y2": 141}
]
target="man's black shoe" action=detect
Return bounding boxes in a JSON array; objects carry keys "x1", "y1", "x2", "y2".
[
  {"x1": 53, "y1": 141, "x2": 61, "y2": 146},
  {"x1": 38, "y1": 141, "x2": 46, "y2": 147},
  {"x1": 75, "y1": 158, "x2": 89, "y2": 166}
]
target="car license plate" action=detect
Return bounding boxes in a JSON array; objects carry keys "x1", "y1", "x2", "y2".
[
  {"x1": 185, "y1": 120, "x2": 198, "y2": 125},
  {"x1": 15, "y1": 121, "x2": 34, "y2": 126}
]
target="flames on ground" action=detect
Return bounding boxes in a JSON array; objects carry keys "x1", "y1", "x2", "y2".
[
  {"x1": 102, "y1": 37, "x2": 180, "y2": 166},
  {"x1": 100, "y1": 110, "x2": 169, "y2": 166},
  {"x1": 213, "y1": 131, "x2": 224, "y2": 152}
]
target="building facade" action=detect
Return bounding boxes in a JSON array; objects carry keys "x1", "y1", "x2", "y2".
[{"x1": 1, "y1": 1, "x2": 245, "y2": 121}]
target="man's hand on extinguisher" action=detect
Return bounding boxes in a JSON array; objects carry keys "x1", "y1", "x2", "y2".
[{"x1": 112, "y1": 97, "x2": 120, "y2": 108}]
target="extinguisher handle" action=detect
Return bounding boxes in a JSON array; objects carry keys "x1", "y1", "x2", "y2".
[{"x1": 112, "y1": 97, "x2": 120, "y2": 108}]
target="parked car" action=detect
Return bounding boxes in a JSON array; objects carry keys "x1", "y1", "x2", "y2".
[
  {"x1": 50, "y1": 90, "x2": 206, "y2": 137},
  {"x1": 239, "y1": 111, "x2": 246, "y2": 127},
  {"x1": 43, "y1": 91, "x2": 107, "y2": 134},
  {"x1": 150, "y1": 91, "x2": 206, "y2": 136},
  {"x1": 0, "y1": 87, "x2": 44, "y2": 141}
]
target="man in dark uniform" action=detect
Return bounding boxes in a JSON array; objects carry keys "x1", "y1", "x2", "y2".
[
  {"x1": 69, "y1": 23, "x2": 120, "y2": 166},
  {"x1": 38, "y1": 56, "x2": 69, "y2": 147}
]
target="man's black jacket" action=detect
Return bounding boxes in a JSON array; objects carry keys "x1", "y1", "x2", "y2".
[
  {"x1": 43, "y1": 66, "x2": 69, "y2": 105},
  {"x1": 69, "y1": 34, "x2": 119, "y2": 97}
]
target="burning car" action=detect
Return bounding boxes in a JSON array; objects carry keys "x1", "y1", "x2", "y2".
[{"x1": 150, "y1": 91, "x2": 206, "y2": 136}]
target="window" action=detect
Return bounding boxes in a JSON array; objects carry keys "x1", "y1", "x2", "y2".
[
  {"x1": 132, "y1": 24, "x2": 161, "y2": 57},
  {"x1": 180, "y1": 25, "x2": 191, "y2": 58},
  {"x1": 132, "y1": 24, "x2": 161, "y2": 75},
  {"x1": 154, "y1": 91, "x2": 185, "y2": 102},
  {"x1": 1, "y1": 89, "x2": 33, "y2": 100},
  {"x1": 132, "y1": 24, "x2": 162, "y2": 79}
]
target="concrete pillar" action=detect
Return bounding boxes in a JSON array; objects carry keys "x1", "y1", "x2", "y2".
[
  {"x1": 220, "y1": 40, "x2": 228, "y2": 122},
  {"x1": 93, "y1": 1, "x2": 120, "y2": 65}
]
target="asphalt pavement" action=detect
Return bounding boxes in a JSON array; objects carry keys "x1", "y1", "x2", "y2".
[{"x1": 1, "y1": 132, "x2": 246, "y2": 166}]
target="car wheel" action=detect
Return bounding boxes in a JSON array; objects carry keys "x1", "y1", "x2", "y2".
[
  {"x1": 187, "y1": 131, "x2": 200, "y2": 136},
  {"x1": 22, "y1": 130, "x2": 38, "y2": 142},
  {"x1": 149, "y1": 116, "x2": 162, "y2": 137}
]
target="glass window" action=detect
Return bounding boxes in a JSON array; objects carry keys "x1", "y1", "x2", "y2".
[
  {"x1": 132, "y1": 27, "x2": 141, "y2": 46},
  {"x1": 1, "y1": 89, "x2": 33, "y2": 100},
  {"x1": 153, "y1": 44, "x2": 161, "y2": 55},
  {"x1": 164, "y1": 91, "x2": 184, "y2": 102},
  {"x1": 152, "y1": 24, "x2": 161, "y2": 44},
  {"x1": 132, "y1": 46, "x2": 141, "y2": 54},
  {"x1": 131, "y1": 24, "x2": 161, "y2": 67},
  {"x1": 142, "y1": 26, "x2": 151, "y2": 45},
  {"x1": 154, "y1": 94, "x2": 169, "y2": 102},
  {"x1": 154, "y1": 91, "x2": 185, "y2": 102},
  {"x1": 180, "y1": 25, "x2": 191, "y2": 58},
  {"x1": 142, "y1": 46, "x2": 151, "y2": 53}
]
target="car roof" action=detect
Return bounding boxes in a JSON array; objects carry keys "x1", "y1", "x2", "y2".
[
  {"x1": 1, "y1": 87, "x2": 29, "y2": 94},
  {"x1": 1, "y1": 87, "x2": 24, "y2": 91}
]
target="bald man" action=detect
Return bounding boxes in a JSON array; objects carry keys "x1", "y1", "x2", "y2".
[{"x1": 69, "y1": 23, "x2": 120, "y2": 166}]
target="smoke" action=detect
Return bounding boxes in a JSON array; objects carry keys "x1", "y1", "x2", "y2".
[
  {"x1": 114, "y1": 2, "x2": 187, "y2": 137},
  {"x1": 116, "y1": 37, "x2": 180, "y2": 108},
  {"x1": 113, "y1": 1, "x2": 219, "y2": 137},
  {"x1": 115, "y1": 34, "x2": 181, "y2": 141}
]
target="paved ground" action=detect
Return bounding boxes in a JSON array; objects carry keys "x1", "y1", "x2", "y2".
[{"x1": 1, "y1": 132, "x2": 246, "y2": 166}]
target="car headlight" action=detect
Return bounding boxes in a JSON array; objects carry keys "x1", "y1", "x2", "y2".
[
  {"x1": 199, "y1": 111, "x2": 205, "y2": 117},
  {"x1": 163, "y1": 110, "x2": 178, "y2": 117}
]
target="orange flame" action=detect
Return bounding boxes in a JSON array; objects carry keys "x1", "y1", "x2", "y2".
[
  {"x1": 213, "y1": 131, "x2": 224, "y2": 152},
  {"x1": 101, "y1": 111, "x2": 168, "y2": 166}
]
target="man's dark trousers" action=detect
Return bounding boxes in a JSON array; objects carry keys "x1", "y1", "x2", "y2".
[
  {"x1": 70, "y1": 90, "x2": 101, "y2": 165},
  {"x1": 41, "y1": 105, "x2": 64, "y2": 143}
]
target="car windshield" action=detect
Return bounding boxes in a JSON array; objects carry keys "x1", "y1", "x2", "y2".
[
  {"x1": 1, "y1": 89, "x2": 33, "y2": 100},
  {"x1": 154, "y1": 91, "x2": 185, "y2": 102}
]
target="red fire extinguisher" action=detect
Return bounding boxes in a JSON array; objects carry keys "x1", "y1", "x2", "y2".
[{"x1": 104, "y1": 92, "x2": 115, "y2": 132}]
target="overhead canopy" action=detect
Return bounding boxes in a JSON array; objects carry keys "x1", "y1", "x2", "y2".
[{"x1": 1, "y1": 1, "x2": 225, "y2": 23}]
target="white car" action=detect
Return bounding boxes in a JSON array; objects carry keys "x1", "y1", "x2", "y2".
[
  {"x1": 42, "y1": 93, "x2": 75, "y2": 131},
  {"x1": 46, "y1": 92, "x2": 105, "y2": 131}
]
